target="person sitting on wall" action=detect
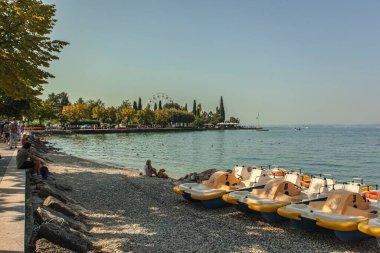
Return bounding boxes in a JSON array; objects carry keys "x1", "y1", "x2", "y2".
[
  {"x1": 16, "y1": 142, "x2": 44, "y2": 176},
  {"x1": 144, "y1": 160, "x2": 158, "y2": 177}
]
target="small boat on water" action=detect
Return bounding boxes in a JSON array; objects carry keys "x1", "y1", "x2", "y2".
[
  {"x1": 277, "y1": 179, "x2": 377, "y2": 241},
  {"x1": 173, "y1": 166, "x2": 274, "y2": 208}
]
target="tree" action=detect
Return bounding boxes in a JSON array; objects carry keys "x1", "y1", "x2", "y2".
[
  {"x1": 76, "y1": 97, "x2": 84, "y2": 104},
  {"x1": 46, "y1": 92, "x2": 71, "y2": 122},
  {"x1": 158, "y1": 100, "x2": 162, "y2": 110},
  {"x1": 0, "y1": 95, "x2": 32, "y2": 118},
  {"x1": 138, "y1": 97, "x2": 142, "y2": 110},
  {"x1": 87, "y1": 99, "x2": 104, "y2": 117},
  {"x1": 229, "y1": 116, "x2": 240, "y2": 124},
  {"x1": 35, "y1": 100, "x2": 56, "y2": 125},
  {"x1": 220, "y1": 96, "x2": 225, "y2": 122},
  {"x1": 118, "y1": 106, "x2": 135, "y2": 124},
  {"x1": 92, "y1": 105, "x2": 107, "y2": 123},
  {"x1": 196, "y1": 103, "x2": 202, "y2": 116},
  {"x1": 184, "y1": 104, "x2": 188, "y2": 111},
  {"x1": 133, "y1": 101, "x2": 137, "y2": 110},
  {"x1": 154, "y1": 102, "x2": 157, "y2": 111},
  {"x1": 163, "y1": 102, "x2": 181, "y2": 110},
  {"x1": 192, "y1": 100, "x2": 196, "y2": 115},
  {"x1": 0, "y1": 0, "x2": 68, "y2": 100},
  {"x1": 136, "y1": 107, "x2": 155, "y2": 125},
  {"x1": 62, "y1": 103, "x2": 88, "y2": 123}
]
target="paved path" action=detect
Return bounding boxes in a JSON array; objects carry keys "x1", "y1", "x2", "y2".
[{"x1": 0, "y1": 143, "x2": 25, "y2": 253}]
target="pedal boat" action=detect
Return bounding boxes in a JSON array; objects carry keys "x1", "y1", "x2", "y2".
[
  {"x1": 223, "y1": 175, "x2": 331, "y2": 222},
  {"x1": 278, "y1": 179, "x2": 372, "y2": 232},
  {"x1": 173, "y1": 166, "x2": 272, "y2": 208},
  {"x1": 358, "y1": 188, "x2": 380, "y2": 239},
  {"x1": 278, "y1": 186, "x2": 379, "y2": 241}
]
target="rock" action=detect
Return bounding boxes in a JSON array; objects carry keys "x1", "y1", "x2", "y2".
[
  {"x1": 37, "y1": 183, "x2": 68, "y2": 203},
  {"x1": 43, "y1": 196, "x2": 80, "y2": 220},
  {"x1": 55, "y1": 182, "x2": 73, "y2": 192},
  {"x1": 34, "y1": 207, "x2": 88, "y2": 233},
  {"x1": 30, "y1": 195, "x2": 44, "y2": 205},
  {"x1": 195, "y1": 169, "x2": 217, "y2": 182},
  {"x1": 178, "y1": 169, "x2": 218, "y2": 183},
  {"x1": 37, "y1": 223, "x2": 92, "y2": 253},
  {"x1": 35, "y1": 238, "x2": 75, "y2": 253}
]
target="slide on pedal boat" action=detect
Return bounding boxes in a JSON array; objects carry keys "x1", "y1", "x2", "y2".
[
  {"x1": 278, "y1": 179, "x2": 373, "y2": 231},
  {"x1": 173, "y1": 166, "x2": 272, "y2": 208},
  {"x1": 278, "y1": 187, "x2": 380, "y2": 241},
  {"x1": 225, "y1": 175, "x2": 328, "y2": 222},
  {"x1": 223, "y1": 172, "x2": 324, "y2": 217}
]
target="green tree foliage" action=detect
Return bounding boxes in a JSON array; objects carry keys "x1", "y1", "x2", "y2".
[
  {"x1": 154, "y1": 102, "x2": 157, "y2": 111},
  {"x1": 191, "y1": 115, "x2": 204, "y2": 127},
  {"x1": 45, "y1": 92, "x2": 70, "y2": 122},
  {"x1": 184, "y1": 104, "x2": 187, "y2": 111},
  {"x1": 158, "y1": 100, "x2": 162, "y2": 110},
  {"x1": 154, "y1": 108, "x2": 194, "y2": 127},
  {"x1": 0, "y1": 95, "x2": 32, "y2": 117},
  {"x1": 136, "y1": 107, "x2": 155, "y2": 125},
  {"x1": 0, "y1": 0, "x2": 68, "y2": 100},
  {"x1": 163, "y1": 102, "x2": 181, "y2": 110},
  {"x1": 192, "y1": 100, "x2": 196, "y2": 115},
  {"x1": 76, "y1": 97, "x2": 84, "y2": 104},
  {"x1": 220, "y1": 96, "x2": 225, "y2": 122},
  {"x1": 229, "y1": 116, "x2": 240, "y2": 123},
  {"x1": 196, "y1": 103, "x2": 202, "y2": 116},
  {"x1": 138, "y1": 97, "x2": 142, "y2": 110},
  {"x1": 133, "y1": 101, "x2": 137, "y2": 110}
]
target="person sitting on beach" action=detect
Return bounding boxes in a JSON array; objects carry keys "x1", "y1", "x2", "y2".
[
  {"x1": 144, "y1": 160, "x2": 158, "y2": 177},
  {"x1": 16, "y1": 142, "x2": 44, "y2": 176},
  {"x1": 157, "y1": 168, "x2": 169, "y2": 179}
]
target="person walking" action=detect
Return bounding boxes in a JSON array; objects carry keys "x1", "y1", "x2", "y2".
[
  {"x1": 9, "y1": 118, "x2": 19, "y2": 149},
  {"x1": 3, "y1": 121, "x2": 10, "y2": 145}
]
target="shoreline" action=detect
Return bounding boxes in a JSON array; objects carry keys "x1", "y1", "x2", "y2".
[
  {"x1": 38, "y1": 147, "x2": 375, "y2": 252},
  {"x1": 30, "y1": 127, "x2": 258, "y2": 136}
]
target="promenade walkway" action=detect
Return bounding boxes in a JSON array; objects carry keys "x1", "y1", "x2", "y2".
[{"x1": 0, "y1": 143, "x2": 25, "y2": 253}]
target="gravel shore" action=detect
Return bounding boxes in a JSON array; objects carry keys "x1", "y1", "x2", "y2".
[{"x1": 46, "y1": 152, "x2": 377, "y2": 253}]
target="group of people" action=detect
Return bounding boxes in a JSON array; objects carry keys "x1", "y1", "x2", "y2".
[
  {"x1": 0, "y1": 118, "x2": 25, "y2": 149},
  {"x1": 0, "y1": 117, "x2": 47, "y2": 179}
]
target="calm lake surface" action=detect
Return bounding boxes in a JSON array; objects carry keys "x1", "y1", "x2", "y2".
[{"x1": 48, "y1": 126, "x2": 380, "y2": 184}]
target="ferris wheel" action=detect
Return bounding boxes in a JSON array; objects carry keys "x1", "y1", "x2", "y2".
[{"x1": 148, "y1": 92, "x2": 173, "y2": 107}]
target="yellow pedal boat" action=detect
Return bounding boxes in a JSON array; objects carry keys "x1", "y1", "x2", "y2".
[{"x1": 173, "y1": 166, "x2": 273, "y2": 208}]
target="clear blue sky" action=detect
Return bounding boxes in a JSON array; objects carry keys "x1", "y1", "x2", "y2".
[{"x1": 43, "y1": 0, "x2": 380, "y2": 125}]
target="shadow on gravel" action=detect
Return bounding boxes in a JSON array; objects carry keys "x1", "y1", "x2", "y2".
[{"x1": 51, "y1": 164, "x2": 378, "y2": 253}]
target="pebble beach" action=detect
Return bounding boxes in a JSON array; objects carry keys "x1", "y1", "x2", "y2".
[{"x1": 43, "y1": 151, "x2": 377, "y2": 253}]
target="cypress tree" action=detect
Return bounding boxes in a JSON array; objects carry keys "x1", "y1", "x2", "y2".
[
  {"x1": 158, "y1": 100, "x2": 162, "y2": 110},
  {"x1": 138, "y1": 97, "x2": 142, "y2": 110},
  {"x1": 192, "y1": 100, "x2": 196, "y2": 115},
  {"x1": 154, "y1": 102, "x2": 157, "y2": 111},
  {"x1": 197, "y1": 103, "x2": 202, "y2": 116},
  {"x1": 133, "y1": 101, "x2": 137, "y2": 110},
  {"x1": 220, "y1": 96, "x2": 225, "y2": 122},
  {"x1": 184, "y1": 104, "x2": 187, "y2": 111}
]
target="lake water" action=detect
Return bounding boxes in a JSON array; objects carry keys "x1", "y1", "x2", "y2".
[{"x1": 47, "y1": 126, "x2": 380, "y2": 184}]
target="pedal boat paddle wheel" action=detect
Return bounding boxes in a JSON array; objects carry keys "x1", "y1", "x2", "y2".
[
  {"x1": 223, "y1": 175, "x2": 332, "y2": 222},
  {"x1": 173, "y1": 166, "x2": 272, "y2": 208}
]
